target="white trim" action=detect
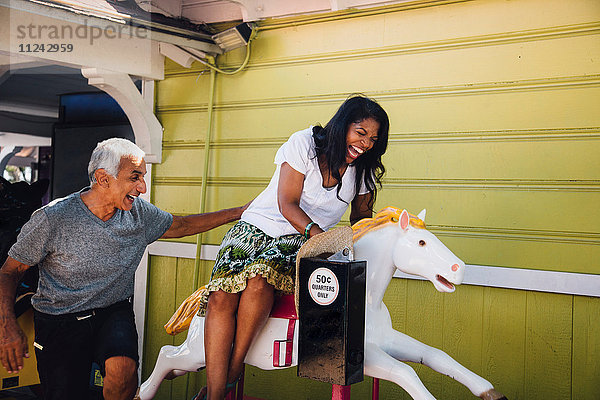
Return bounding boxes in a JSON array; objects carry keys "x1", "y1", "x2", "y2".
[
  {"x1": 133, "y1": 163, "x2": 152, "y2": 381},
  {"x1": 393, "y1": 265, "x2": 600, "y2": 298},
  {"x1": 0, "y1": 132, "x2": 52, "y2": 146},
  {"x1": 0, "y1": 101, "x2": 58, "y2": 118},
  {"x1": 147, "y1": 241, "x2": 600, "y2": 298},
  {"x1": 147, "y1": 241, "x2": 218, "y2": 260},
  {"x1": 81, "y1": 68, "x2": 163, "y2": 163}
]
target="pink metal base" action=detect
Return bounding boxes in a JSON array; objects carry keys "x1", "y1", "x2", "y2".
[
  {"x1": 372, "y1": 378, "x2": 379, "y2": 400},
  {"x1": 232, "y1": 365, "x2": 380, "y2": 400},
  {"x1": 229, "y1": 315, "x2": 352, "y2": 400},
  {"x1": 332, "y1": 384, "x2": 351, "y2": 400}
]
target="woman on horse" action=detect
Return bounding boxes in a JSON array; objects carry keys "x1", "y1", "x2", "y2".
[{"x1": 195, "y1": 94, "x2": 390, "y2": 400}]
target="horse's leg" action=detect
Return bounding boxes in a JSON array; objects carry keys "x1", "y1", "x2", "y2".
[
  {"x1": 364, "y1": 342, "x2": 436, "y2": 400},
  {"x1": 138, "y1": 315, "x2": 207, "y2": 400},
  {"x1": 380, "y1": 329, "x2": 505, "y2": 399}
]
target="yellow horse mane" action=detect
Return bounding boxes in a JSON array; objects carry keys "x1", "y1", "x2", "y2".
[{"x1": 352, "y1": 206, "x2": 426, "y2": 242}]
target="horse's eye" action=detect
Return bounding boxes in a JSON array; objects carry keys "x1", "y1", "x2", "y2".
[{"x1": 419, "y1": 240, "x2": 426, "y2": 247}]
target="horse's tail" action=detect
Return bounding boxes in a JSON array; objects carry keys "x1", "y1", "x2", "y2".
[{"x1": 164, "y1": 286, "x2": 208, "y2": 335}]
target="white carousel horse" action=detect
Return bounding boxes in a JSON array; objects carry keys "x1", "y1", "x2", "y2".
[{"x1": 139, "y1": 208, "x2": 506, "y2": 400}]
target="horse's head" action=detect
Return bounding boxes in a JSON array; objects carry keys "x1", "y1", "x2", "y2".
[{"x1": 391, "y1": 209, "x2": 465, "y2": 293}]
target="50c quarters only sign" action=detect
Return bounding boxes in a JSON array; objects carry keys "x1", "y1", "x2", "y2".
[{"x1": 308, "y1": 267, "x2": 339, "y2": 305}]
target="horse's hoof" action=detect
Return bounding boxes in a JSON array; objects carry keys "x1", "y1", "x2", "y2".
[{"x1": 480, "y1": 388, "x2": 507, "y2": 400}]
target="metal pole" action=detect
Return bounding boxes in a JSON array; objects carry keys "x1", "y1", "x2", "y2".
[
  {"x1": 187, "y1": 58, "x2": 217, "y2": 398},
  {"x1": 332, "y1": 384, "x2": 351, "y2": 400},
  {"x1": 372, "y1": 378, "x2": 380, "y2": 400},
  {"x1": 193, "y1": 58, "x2": 217, "y2": 289}
]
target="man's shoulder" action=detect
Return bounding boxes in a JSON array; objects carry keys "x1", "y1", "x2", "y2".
[
  {"x1": 42, "y1": 192, "x2": 80, "y2": 216},
  {"x1": 129, "y1": 197, "x2": 170, "y2": 221},
  {"x1": 131, "y1": 196, "x2": 156, "y2": 213}
]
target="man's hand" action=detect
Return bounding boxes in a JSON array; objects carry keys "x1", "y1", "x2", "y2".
[
  {"x1": 0, "y1": 257, "x2": 31, "y2": 373},
  {"x1": 0, "y1": 317, "x2": 29, "y2": 373}
]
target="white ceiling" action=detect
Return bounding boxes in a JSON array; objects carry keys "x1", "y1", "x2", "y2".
[{"x1": 132, "y1": 0, "x2": 414, "y2": 24}]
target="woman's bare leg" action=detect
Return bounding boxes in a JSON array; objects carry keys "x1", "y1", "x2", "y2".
[
  {"x1": 204, "y1": 290, "x2": 240, "y2": 400},
  {"x1": 226, "y1": 276, "x2": 275, "y2": 383}
]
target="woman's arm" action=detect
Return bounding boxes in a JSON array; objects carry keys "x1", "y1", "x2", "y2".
[
  {"x1": 350, "y1": 192, "x2": 374, "y2": 225},
  {"x1": 277, "y1": 162, "x2": 325, "y2": 238}
]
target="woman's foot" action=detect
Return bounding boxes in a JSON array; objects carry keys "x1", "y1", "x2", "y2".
[
  {"x1": 191, "y1": 386, "x2": 207, "y2": 400},
  {"x1": 225, "y1": 374, "x2": 241, "y2": 395},
  {"x1": 191, "y1": 375, "x2": 239, "y2": 400}
]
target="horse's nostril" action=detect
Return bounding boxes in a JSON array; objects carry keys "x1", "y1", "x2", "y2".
[{"x1": 451, "y1": 264, "x2": 459, "y2": 272}]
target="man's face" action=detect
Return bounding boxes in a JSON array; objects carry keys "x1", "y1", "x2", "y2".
[{"x1": 107, "y1": 156, "x2": 147, "y2": 211}]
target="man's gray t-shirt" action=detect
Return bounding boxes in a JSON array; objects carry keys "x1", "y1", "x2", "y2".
[{"x1": 8, "y1": 188, "x2": 173, "y2": 315}]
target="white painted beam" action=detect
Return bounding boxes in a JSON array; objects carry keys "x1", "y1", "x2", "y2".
[
  {"x1": 0, "y1": 101, "x2": 59, "y2": 118},
  {"x1": 0, "y1": 64, "x2": 11, "y2": 86},
  {"x1": 0, "y1": 133, "x2": 52, "y2": 147},
  {"x1": 133, "y1": 163, "x2": 153, "y2": 381},
  {"x1": 1, "y1": 2, "x2": 165, "y2": 80},
  {"x1": 147, "y1": 241, "x2": 600, "y2": 297},
  {"x1": 148, "y1": 241, "x2": 219, "y2": 261},
  {"x1": 181, "y1": 0, "x2": 438, "y2": 23},
  {"x1": 138, "y1": 0, "x2": 183, "y2": 19},
  {"x1": 159, "y1": 42, "x2": 195, "y2": 68},
  {"x1": 394, "y1": 265, "x2": 600, "y2": 298},
  {"x1": 81, "y1": 67, "x2": 163, "y2": 163}
]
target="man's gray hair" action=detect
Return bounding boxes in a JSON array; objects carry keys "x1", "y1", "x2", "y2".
[{"x1": 88, "y1": 138, "x2": 145, "y2": 184}]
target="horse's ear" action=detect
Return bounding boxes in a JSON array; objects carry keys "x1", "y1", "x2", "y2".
[
  {"x1": 399, "y1": 209, "x2": 410, "y2": 231},
  {"x1": 417, "y1": 209, "x2": 426, "y2": 222}
]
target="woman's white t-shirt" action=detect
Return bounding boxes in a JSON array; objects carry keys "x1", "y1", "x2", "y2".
[{"x1": 241, "y1": 127, "x2": 368, "y2": 238}]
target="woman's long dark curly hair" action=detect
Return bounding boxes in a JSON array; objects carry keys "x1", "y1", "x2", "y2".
[{"x1": 312, "y1": 94, "x2": 389, "y2": 212}]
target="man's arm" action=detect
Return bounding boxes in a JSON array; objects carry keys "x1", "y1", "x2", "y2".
[
  {"x1": 161, "y1": 203, "x2": 250, "y2": 239},
  {"x1": 0, "y1": 257, "x2": 31, "y2": 373}
]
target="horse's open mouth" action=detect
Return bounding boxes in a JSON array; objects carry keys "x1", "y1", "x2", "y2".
[{"x1": 436, "y1": 274, "x2": 455, "y2": 290}]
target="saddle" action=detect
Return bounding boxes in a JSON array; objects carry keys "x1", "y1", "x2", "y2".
[{"x1": 163, "y1": 226, "x2": 354, "y2": 336}]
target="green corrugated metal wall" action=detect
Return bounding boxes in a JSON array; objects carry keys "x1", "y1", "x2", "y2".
[{"x1": 143, "y1": 0, "x2": 600, "y2": 398}]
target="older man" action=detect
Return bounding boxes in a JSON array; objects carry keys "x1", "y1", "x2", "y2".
[{"x1": 0, "y1": 138, "x2": 248, "y2": 400}]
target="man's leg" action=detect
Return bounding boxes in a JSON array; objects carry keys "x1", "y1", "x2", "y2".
[
  {"x1": 104, "y1": 356, "x2": 138, "y2": 400},
  {"x1": 94, "y1": 301, "x2": 139, "y2": 400},
  {"x1": 33, "y1": 311, "x2": 93, "y2": 400}
]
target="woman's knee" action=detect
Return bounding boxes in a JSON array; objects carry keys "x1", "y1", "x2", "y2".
[
  {"x1": 206, "y1": 290, "x2": 240, "y2": 314},
  {"x1": 245, "y1": 275, "x2": 274, "y2": 295}
]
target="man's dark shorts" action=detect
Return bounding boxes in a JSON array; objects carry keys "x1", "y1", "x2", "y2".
[{"x1": 33, "y1": 299, "x2": 138, "y2": 400}]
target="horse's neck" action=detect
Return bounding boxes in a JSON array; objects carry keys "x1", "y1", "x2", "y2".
[{"x1": 354, "y1": 225, "x2": 397, "y2": 309}]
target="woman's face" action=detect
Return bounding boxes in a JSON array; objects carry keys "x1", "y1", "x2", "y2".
[{"x1": 344, "y1": 117, "x2": 380, "y2": 164}]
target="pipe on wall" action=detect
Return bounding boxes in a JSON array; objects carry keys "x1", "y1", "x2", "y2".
[{"x1": 193, "y1": 57, "x2": 218, "y2": 290}]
